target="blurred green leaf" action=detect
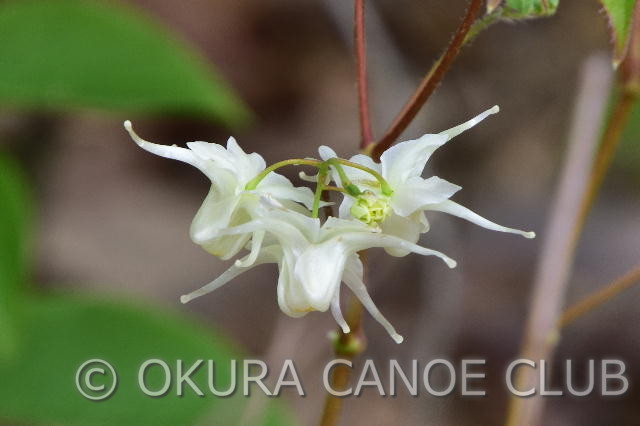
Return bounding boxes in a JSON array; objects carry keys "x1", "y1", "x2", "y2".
[
  {"x1": 503, "y1": 0, "x2": 559, "y2": 18},
  {"x1": 468, "y1": 0, "x2": 559, "y2": 43},
  {"x1": 0, "y1": 296, "x2": 292, "y2": 426},
  {"x1": 0, "y1": 154, "x2": 31, "y2": 360},
  {"x1": 0, "y1": 0, "x2": 250, "y2": 125},
  {"x1": 599, "y1": 0, "x2": 638, "y2": 66}
]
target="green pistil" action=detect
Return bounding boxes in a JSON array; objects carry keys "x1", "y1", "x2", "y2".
[
  {"x1": 330, "y1": 158, "x2": 394, "y2": 196},
  {"x1": 311, "y1": 163, "x2": 329, "y2": 218}
]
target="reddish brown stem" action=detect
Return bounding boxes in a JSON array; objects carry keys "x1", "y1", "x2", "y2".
[
  {"x1": 371, "y1": 0, "x2": 483, "y2": 160},
  {"x1": 318, "y1": 306, "x2": 364, "y2": 426},
  {"x1": 559, "y1": 265, "x2": 640, "y2": 328},
  {"x1": 355, "y1": 0, "x2": 374, "y2": 148}
]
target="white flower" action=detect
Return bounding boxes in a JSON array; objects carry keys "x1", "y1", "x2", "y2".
[
  {"x1": 124, "y1": 121, "x2": 316, "y2": 260},
  {"x1": 180, "y1": 201, "x2": 457, "y2": 343},
  {"x1": 319, "y1": 106, "x2": 535, "y2": 256}
]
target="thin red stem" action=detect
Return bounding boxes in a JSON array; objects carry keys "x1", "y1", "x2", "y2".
[
  {"x1": 371, "y1": 0, "x2": 483, "y2": 160},
  {"x1": 355, "y1": 0, "x2": 374, "y2": 148},
  {"x1": 559, "y1": 265, "x2": 640, "y2": 329}
]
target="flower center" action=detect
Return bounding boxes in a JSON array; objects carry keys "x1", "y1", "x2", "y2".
[{"x1": 350, "y1": 191, "x2": 391, "y2": 226}]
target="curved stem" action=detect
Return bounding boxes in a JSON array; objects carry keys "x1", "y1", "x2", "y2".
[
  {"x1": 331, "y1": 158, "x2": 393, "y2": 195},
  {"x1": 325, "y1": 185, "x2": 350, "y2": 194},
  {"x1": 245, "y1": 158, "x2": 322, "y2": 190},
  {"x1": 464, "y1": 7, "x2": 502, "y2": 44},
  {"x1": 245, "y1": 157, "x2": 389, "y2": 197},
  {"x1": 355, "y1": 0, "x2": 374, "y2": 148},
  {"x1": 323, "y1": 159, "x2": 362, "y2": 196},
  {"x1": 325, "y1": 159, "x2": 358, "y2": 191},
  {"x1": 371, "y1": 0, "x2": 484, "y2": 160}
]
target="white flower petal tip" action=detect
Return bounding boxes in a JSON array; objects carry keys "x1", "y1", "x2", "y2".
[
  {"x1": 180, "y1": 295, "x2": 191, "y2": 304},
  {"x1": 123, "y1": 120, "x2": 146, "y2": 148},
  {"x1": 438, "y1": 105, "x2": 502, "y2": 142},
  {"x1": 340, "y1": 324, "x2": 351, "y2": 334},
  {"x1": 392, "y1": 334, "x2": 404, "y2": 344},
  {"x1": 445, "y1": 258, "x2": 457, "y2": 269},
  {"x1": 524, "y1": 231, "x2": 536, "y2": 239},
  {"x1": 318, "y1": 145, "x2": 337, "y2": 160},
  {"x1": 464, "y1": 105, "x2": 500, "y2": 128},
  {"x1": 123, "y1": 120, "x2": 139, "y2": 142}
]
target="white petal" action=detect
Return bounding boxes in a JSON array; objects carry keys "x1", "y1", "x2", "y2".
[
  {"x1": 417, "y1": 211, "x2": 430, "y2": 232},
  {"x1": 341, "y1": 232, "x2": 457, "y2": 268},
  {"x1": 260, "y1": 208, "x2": 322, "y2": 243},
  {"x1": 338, "y1": 195, "x2": 355, "y2": 219},
  {"x1": 293, "y1": 241, "x2": 349, "y2": 312},
  {"x1": 379, "y1": 212, "x2": 424, "y2": 257},
  {"x1": 124, "y1": 121, "x2": 199, "y2": 167},
  {"x1": 187, "y1": 141, "x2": 233, "y2": 165},
  {"x1": 380, "y1": 133, "x2": 448, "y2": 184},
  {"x1": 189, "y1": 190, "x2": 251, "y2": 259},
  {"x1": 225, "y1": 136, "x2": 266, "y2": 175},
  {"x1": 201, "y1": 208, "x2": 317, "y2": 256},
  {"x1": 318, "y1": 145, "x2": 338, "y2": 161},
  {"x1": 277, "y1": 254, "x2": 310, "y2": 318},
  {"x1": 342, "y1": 256, "x2": 403, "y2": 344},
  {"x1": 235, "y1": 230, "x2": 265, "y2": 268},
  {"x1": 391, "y1": 176, "x2": 461, "y2": 217},
  {"x1": 346, "y1": 252, "x2": 364, "y2": 277},
  {"x1": 319, "y1": 146, "x2": 381, "y2": 188},
  {"x1": 187, "y1": 137, "x2": 265, "y2": 184},
  {"x1": 190, "y1": 204, "x2": 264, "y2": 248},
  {"x1": 438, "y1": 105, "x2": 499, "y2": 141},
  {"x1": 318, "y1": 145, "x2": 347, "y2": 187},
  {"x1": 258, "y1": 172, "x2": 316, "y2": 210},
  {"x1": 180, "y1": 245, "x2": 281, "y2": 304},
  {"x1": 330, "y1": 290, "x2": 350, "y2": 334},
  {"x1": 348, "y1": 154, "x2": 382, "y2": 173},
  {"x1": 225, "y1": 136, "x2": 246, "y2": 156},
  {"x1": 426, "y1": 199, "x2": 535, "y2": 238},
  {"x1": 342, "y1": 154, "x2": 383, "y2": 186},
  {"x1": 321, "y1": 216, "x2": 373, "y2": 240}
]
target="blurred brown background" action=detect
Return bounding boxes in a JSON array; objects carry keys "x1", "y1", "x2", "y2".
[{"x1": 2, "y1": 0, "x2": 640, "y2": 424}]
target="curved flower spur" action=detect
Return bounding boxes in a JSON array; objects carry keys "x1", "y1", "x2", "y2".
[{"x1": 125, "y1": 106, "x2": 534, "y2": 343}]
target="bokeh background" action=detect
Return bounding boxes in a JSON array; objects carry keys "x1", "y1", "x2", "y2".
[{"x1": 1, "y1": 0, "x2": 639, "y2": 425}]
